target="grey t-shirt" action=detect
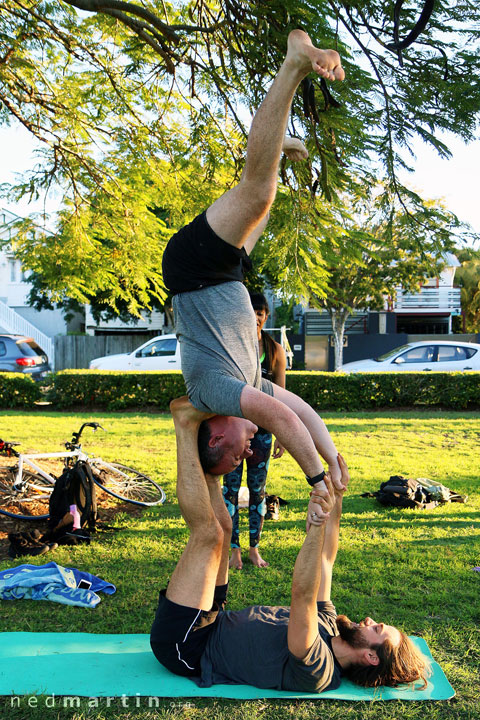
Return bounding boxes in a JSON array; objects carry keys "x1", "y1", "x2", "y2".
[
  {"x1": 173, "y1": 281, "x2": 273, "y2": 417},
  {"x1": 195, "y1": 601, "x2": 342, "y2": 693}
]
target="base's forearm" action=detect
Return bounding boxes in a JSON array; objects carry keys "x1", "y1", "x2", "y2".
[
  {"x1": 321, "y1": 497, "x2": 342, "y2": 563},
  {"x1": 291, "y1": 522, "x2": 326, "y2": 600},
  {"x1": 322, "y1": 518, "x2": 340, "y2": 565},
  {"x1": 315, "y1": 502, "x2": 341, "y2": 603}
]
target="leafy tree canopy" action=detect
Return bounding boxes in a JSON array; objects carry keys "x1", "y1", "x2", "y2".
[
  {"x1": 301, "y1": 189, "x2": 466, "y2": 368},
  {"x1": 1, "y1": 0, "x2": 480, "y2": 315}
]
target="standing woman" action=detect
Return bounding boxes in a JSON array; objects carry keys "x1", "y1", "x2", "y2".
[{"x1": 223, "y1": 292, "x2": 287, "y2": 568}]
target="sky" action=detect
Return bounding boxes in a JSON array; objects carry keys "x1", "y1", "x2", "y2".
[{"x1": 1, "y1": 122, "x2": 479, "y2": 245}]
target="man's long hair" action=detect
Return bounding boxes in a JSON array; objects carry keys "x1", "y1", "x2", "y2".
[
  {"x1": 198, "y1": 419, "x2": 224, "y2": 472},
  {"x1": 345, "y1": 631, "x2": 431, "y2": 689}
]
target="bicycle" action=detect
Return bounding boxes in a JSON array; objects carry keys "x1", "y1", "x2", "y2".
[
  {"x1": 0, "y1": 439, "x2": 54, "y2": 521},
  {"x1": 0, "y1": 422, "x2": 166, "y2": 521}
]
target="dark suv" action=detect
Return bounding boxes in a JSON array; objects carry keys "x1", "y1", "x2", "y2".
[{"x1": 0, "y1": 335, "x2": 51, "y2": 380}]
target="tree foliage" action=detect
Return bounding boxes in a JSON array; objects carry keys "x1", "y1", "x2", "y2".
[
  {"x1": 455, "y1": 247, "x2": 480, "y2": 332},
  {"x1": 1, "y1": 0, "x2": 480, "y2": 314},
  {"x1": 305, "y1": 190, "x2": 463, "y2": 369}
]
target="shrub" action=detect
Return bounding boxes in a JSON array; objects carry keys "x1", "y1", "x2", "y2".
[
  {"x1": 0, "y1": 372, "x2": 43, "y2": 408},
  {"x1": 47, "y1": 370, "x2": 480, "y2": 411},
  {"x1": 51, "y1": 370, "x2": 186, "y2": 410},
  {"x1": 285, "y1": 371, "x2": 480, "y2": 411}
]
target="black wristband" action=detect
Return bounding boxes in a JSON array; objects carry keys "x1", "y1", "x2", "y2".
[{"x1": 306, "y1": 471, "x2": 326, "y2": 487}]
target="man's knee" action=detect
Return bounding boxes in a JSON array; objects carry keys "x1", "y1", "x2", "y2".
[{"x1": 218, "y1": 510, "x2": 232, "y2": 537}]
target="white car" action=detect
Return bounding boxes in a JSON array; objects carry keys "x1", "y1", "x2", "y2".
[
  {"x1": 340, "y1": 340, "x2": 480, "y2": 373},
  {"x1": 89, "y1": 334, "x2": 181, "y2": 371}
]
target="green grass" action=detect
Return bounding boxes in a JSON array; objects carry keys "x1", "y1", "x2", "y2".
[{"x1": 0, "y1": 408, "x2": 479, "y2": 720}]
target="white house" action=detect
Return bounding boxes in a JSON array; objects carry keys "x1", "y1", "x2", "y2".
[
  {"x1": 303, "y1": 252, "x2": 462, "y2": 337},
  {"x1": 0, "y1": 208, "x2": 170, "y2": 367},
  {"x1": 301, "y1": 253, "x2": 463, "y2": 370},
  {"x1": 388, "y1": 252, "x2": 461, "y2": 333},
  {"x1": 0, "y1": 208, "x2": 72, "y2": 368}
]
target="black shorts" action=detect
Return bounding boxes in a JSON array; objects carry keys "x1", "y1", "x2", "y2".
[
  {"x1": 150, "y1": 585, "x2": 228, "y2": 677},
  {"x1": 162, "y1": 211, "x2": 252, "y2": 294}
]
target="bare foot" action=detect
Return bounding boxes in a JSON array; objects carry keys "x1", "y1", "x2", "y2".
[
  {"x1": 170, "y1": 396, "x2": 214, "y2": 429},
  {"x1": 286, "y1": 29, "x2": 344, "y2": 82},
  {"x1": 283, "y1": 137, "x2": 308, "y2": 162},
  {"x1": 249, "y1": 547, "x2": 269, "y2": 568},
  {"x1": 229, "y1": 548, "x2": 243, "y2": 570}
]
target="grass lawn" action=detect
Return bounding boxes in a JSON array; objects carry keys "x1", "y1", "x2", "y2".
[{"x1": 0, "y1": 408, "x2": 479, "y2": 720}]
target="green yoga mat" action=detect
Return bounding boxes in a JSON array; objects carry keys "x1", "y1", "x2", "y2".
[{"x1": 0, "y1": 633, "x2": 454, "y2": 701}]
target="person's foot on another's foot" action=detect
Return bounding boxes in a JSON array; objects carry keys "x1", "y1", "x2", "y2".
[
  {"x1": 229, "y1": 548, "x2": 243, "y2": 570},
  {"x1": 249, "y1": 547, "x2": 269, "y2": 568},
  {"x1": 286, "y1": 29, "x2": 344, "y2": 82}
]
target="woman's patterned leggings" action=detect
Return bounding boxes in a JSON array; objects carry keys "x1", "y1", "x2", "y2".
[{"x1": 222, "y1": 429, "x2": 272, "y2": 548}]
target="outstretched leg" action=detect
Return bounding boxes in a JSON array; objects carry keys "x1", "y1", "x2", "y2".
[
  {"x1": 206, "y1": 472, "x2": 233, "y2": 586},
  {"x1": 206, "y1": 30, "x2": 344, "y2": 250},
  {"x1": 166, "y1": 399, "x2": 224, "y2": 611}
]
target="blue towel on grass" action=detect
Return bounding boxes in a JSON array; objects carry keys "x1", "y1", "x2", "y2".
[{"x1": 0, "y1": 561, "x2": 115, "y2": 608}]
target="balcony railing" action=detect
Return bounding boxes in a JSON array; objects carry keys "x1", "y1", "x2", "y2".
[{"x1": 392, "y1": 287, "x2": 461, "y2": 313}]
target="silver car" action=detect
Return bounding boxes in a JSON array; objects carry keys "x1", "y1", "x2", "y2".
[{"x1": 340, "y1": 340, "x2": 480, "y2": 373}]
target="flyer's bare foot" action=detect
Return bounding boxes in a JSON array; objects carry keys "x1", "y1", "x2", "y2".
[
  {"x1": 286, "y1": 29, "x2": 344, "y2": 82},
  {"x1": 283, "y1": 137, "x2": 308, "y2": 162},
  {"x1": 249, "y1": 547, "x2": 269, "y2": 568},
  {"x1": 229, "y1": 548, "x2": 243, "y2": 570}
]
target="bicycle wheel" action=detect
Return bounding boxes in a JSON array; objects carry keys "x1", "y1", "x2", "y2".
[
  {"x1": 91, "y1": 463, "x2": 166, "y2": 507},
  {"x1": 0, "y1": 468, "x2": 52, "y2": 521}
]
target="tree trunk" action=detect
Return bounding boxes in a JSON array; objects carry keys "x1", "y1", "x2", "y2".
[{"x1": 330, "y1": 310, "x2": 348, "y2": 370}]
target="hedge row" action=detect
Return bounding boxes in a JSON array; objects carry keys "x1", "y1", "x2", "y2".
[
  {"x1": 50, "y1": 369, "x2": 187, "y2": 410},
  {"x1": 285, "y1": 371, "x2": 480, "y2": 411},
  {"x1": 44, "y1": 369, "x2": 480, "y2": 411},
  {"x1": 2, "y1": 370, "x2": 478, "y2": 411},
  {"x1": 0, "y1": 372, "x2": 43, "y2": 408}
]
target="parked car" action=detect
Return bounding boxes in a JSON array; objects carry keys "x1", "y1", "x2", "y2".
[
  {"x1": 340, "y1": 340, "x2": 480, "y2": 373},
  {"x1": 0, "y1": 334, "x2": 51, "y2": 380},
  {"x1": 89, "y1": 334, "x2": 181, "y2": 371}
]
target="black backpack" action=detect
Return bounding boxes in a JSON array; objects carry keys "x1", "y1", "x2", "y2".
[
  {"x1": 47, "y1": 461, "x2": 97, "y2": 537},
  {"x1": 371, "y1": 476, "x2": 439, "y2": 510}
]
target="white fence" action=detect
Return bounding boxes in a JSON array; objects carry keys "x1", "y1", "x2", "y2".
[{"x1": 54, "y1": 333, "x2": 158, "y2": 371}]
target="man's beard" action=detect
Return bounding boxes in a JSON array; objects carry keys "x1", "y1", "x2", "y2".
[{"x1": 336, "y1": 615, "x2": 370, "y2": 649}]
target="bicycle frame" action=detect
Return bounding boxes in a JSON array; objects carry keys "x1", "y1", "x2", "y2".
[{"x1": 13, "y1": 450, "x2": 137, "y2": 490}]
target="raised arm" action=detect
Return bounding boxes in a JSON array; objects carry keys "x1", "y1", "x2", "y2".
[
  {"x1": 287, "y1": 475, "x2": 336, "y2": 659},
  {"x1": 314, "y1": 454, "x2": 349, "y2": 602}
]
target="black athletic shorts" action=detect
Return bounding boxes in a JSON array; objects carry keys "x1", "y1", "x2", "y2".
[
  {"x1": 150, "y1": 585, "x2": 228, "y2": 677},
  {"x1": 162, "y1": 211, "x2": 252, "y2": 295}
]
